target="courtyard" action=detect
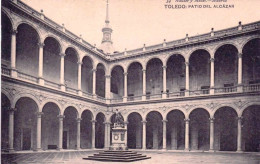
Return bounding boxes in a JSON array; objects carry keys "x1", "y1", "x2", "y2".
[{"x1": 1, "y1": 150, "x2": 260, "y2": 164}]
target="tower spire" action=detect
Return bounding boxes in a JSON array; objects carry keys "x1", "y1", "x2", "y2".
[{"x1": 105, "y1": 0, "x2": 109, "y2": 24}]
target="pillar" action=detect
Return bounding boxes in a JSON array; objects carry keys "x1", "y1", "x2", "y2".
[
  {"x1": 77, "y1": 62, "x2": 82, "y2": 95},
  {"x1": 8, "y1": 108, "x2": 16, "y2": 152},
  {"x1": 76, "y1": 118, "x2": 81, "y2": 150},
  {"x1": 36, "y1": 112, "x2": 44, "y2": 151},
  {"x1": 142, "y1": 120, "x2": 147, "y2": 150},
  {"x1": 210, "y1": 58, "x2": 215, "y2": 94},
  {"x1": 162, "y1": 66, "x2": 167, "y2": 99},
  {"x1": 123, "y1": 72, "x2": 128, "y2": 102},
  {"x1": 11, "y1": 29, "x2": 18, "y2": 78},
  {"x1": 124, "y1": 122, "x2": 128, "y2": 146},
  {"x1": 91, "y1": 120, "x2": 96, "y2": 149},
  {"x1": 185, "y1": 62, "x2": 189, "y2": 96},
  {"x1": 60, "y1": 53, "x2": 66, "y2": 91},
  {"x1": 237, "y1": 117, "x2": 243, "y2": 152},
  {"x1": 57, "y1": 115, "x2": 65, "y2": 150},
  {"x1": 237, "y1": 53, "x2": 243, "y2": 92},
  {"x1": 105, "y1": 75, "x2": 111, "y2": 103},
  {"x1": 142, "y1": 69, "x2": 146, "y2": 101},
  {"x1": 184, "y1": 119, "x2": 190, "y2": 151},
  {"x1": 153, "y1": 126, "x2": 158, "y2": 149},
  {"x1": 38, "y1": 42, "x2": 45, "y2": 86},
  {"x1": 171, "y1": 124, "x2": 177, "y2": 150},
  {"x1": 92, "y1": 69, "x2": 97, "y2": 98},
  {"x1": 209, "y1": 118, "x2": 215, "y2": 151},
  {"x1": 162, "y1": 119, "x2": 167, "y2": 150}
]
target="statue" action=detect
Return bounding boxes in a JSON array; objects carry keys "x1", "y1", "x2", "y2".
[{"x1": 113, "y1": 109, "x2": 124, "y2": 128}]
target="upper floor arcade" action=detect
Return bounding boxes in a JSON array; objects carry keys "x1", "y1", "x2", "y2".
[{"x1": 1, "y1": 0, "x2": 260, "y2": 105}]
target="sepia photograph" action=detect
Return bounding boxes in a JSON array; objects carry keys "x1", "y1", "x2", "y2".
[{"x1": 1, "y1": 0, "x2": 260, "y2": 163}]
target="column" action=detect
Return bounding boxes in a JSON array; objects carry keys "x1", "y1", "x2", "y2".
[
  {"x1": 60, "y1": 53, "x2": 66, "y2": 91},
  {"x1": 36, "y1": 112, "x2": 44, "y2": 151},
  {"x1": 171, "y1": 124, "x2": 177, "y2": 150},
  {"x1": 76, "y1": 118, "x2": 81, "y2": 150},
  {"x1": 237, "y1": 117, "x2": 243, "y2": 152},
  {"x1": 91, "y1": 120, "x2": 96, "y2": 149},
  {"x1": 57, "y1": 115, "x2": 65, "y2": 150},
  {"x1": 105, "y1": 75, "x2": 111, "y2": 103},
  {"x1": 142, "y1": 69, "x2": 146, "y2": 101},
  {"x1": 237, "y1": 53, "x2": 243, "y2": 92},
  {"x1": 8, "y1": 108, "x2": 16, "y2": 152},
  {"x1": 185, "y1": 62, "x2": 189, "y2": 96},
  {"x1": 11, "y1": 29, "x2": 18, "y2": 78},
  {"x1": 142, "y1": 120, "x2": 147, "y2": 150},
  {"x1": 162, "y1": 66, "x2": 167, "y2": 99},
  {"x1": 210, "y1": 58, "x2": 215, "y2": 94},
  {"x1": 184, "y1": 119, "x2": 190, "y2": 151},
  {"x1": 77, "y1": 62, "x2": 82, "y2": 95},
  {"x1": 123, "y1": 72, "x2": 128, "y2": 102},
  {"x1": 209, "y1": 118, "x2": 215, "y2": 151},
  {"x1": 38, "y1": 42, "x2": 45, "y2": 85},
  {"x1": 92, "y1": 69, "x2": 97, "y2": 98},
  {"x1": 124, "y1": 122, "x2": 128, "y2": 146},
  {"x1": 162, "y1": 120, "x2": 167, "y2": 150}
]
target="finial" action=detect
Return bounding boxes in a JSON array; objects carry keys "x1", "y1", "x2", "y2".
[
  {"x1": 41, "y1": 9, "x2": 43, "y2": 13},
  {"x1": 105, "y1": 0, "x2": 109, "y2": 24}
]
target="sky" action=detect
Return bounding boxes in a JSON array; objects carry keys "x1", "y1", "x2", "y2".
[{"x1": 21, "y1": 0, "x2": 260, "y2": 52}]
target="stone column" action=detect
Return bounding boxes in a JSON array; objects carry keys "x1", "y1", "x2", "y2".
[
  {"x1": 11, "y1": 29, "x2": 18, "y2": 78},
  {"x1": 237, "y1": 117, "x2": 243, "y2": 152},
  {"x1": 237, "y1": 53, "x2": 243, "y2": 92},
  {"x1": 171, "y1": 124, "x2": 177, "y2": 150},
  {"x1": 209, "y1": 118, "x2": 215, "y2": 151},
  {"x1": 60, "y1": 53, "x2": 66, "y2": 91},
  {"x1": 162, "y1": 66, "x2": 167, "y2": 99},
  {"x1": 185, "y1": 62, "x2": 189, "y2": 96},
  {"x1": 76, "y1": 118, "x2": 82, "y2": 150},
  {"x1": 92, "y1": 69, "x2": 97, "y2": 98},
  {"x1": 153, "y1": 126, "x2": 158, "y2": 149},
  {"x1": 77, "y1": 62, "x2": 82, "y2": 95},
  {"x1": 123, "y1": 72, "x2": 128, "y2": 102},
  {"x1": 57, "y1": 115, "x2": 65, "y2": 150},
  {"x1": 142, "y1": 120, "x2": 147, "y2": 150},
  {"x1": 142, "y1": 69, "x2": 146, "y2": 101},
  {"x1": 124, "y1": 122, "x2": 129, "y2": 146},
  {"x1": 38, "y1": 42, "x2": 45, "y2": 86},
  {"x1": 36, "y1": 112, "x2": 44, "y2": 151},
  {"x1": 8, "y1": 108, "x2": 16, "y2": 152},
  {"x1": 105, "y1": 75, "x2": 111, "y2": 104},
  {"x1": 162, "y1": 120, "x2": 167, "y2": 150},
  {"x1": 184, "y1": 119, "x2": 190, "y2": 151},
  {"x1": 91, "y1": 120, "x2": 96, "y2": 149},
  {"x1": 210, "y1": 58, "x2": 215, "y2": 94}
]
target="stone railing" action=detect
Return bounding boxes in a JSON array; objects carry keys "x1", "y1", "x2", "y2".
[
  {"x1": 110, "y1": 98, "x2": 123, "y2": 103},
  {"x1": 1, "y1": 67, "x2": 11, "y2": 76},
  {"x1": 96, "y1": 95, "x2": 106, "y2": 103},
  {"x1": 127, "y1": 95, "x2": 142, "y2": 101},
  {"x1": 243, "y1": 83, "x2": 260, "y2": 92},
  {"x1": 66, "y1": 87, "x2": 78, "y2": 94},
  {"x1": 215, "y1": 86, "x2": 237, "y2": 94},
  {"x1": 45, "y1": 80, "x2": 60, "y2": 89},
  {"x1": 17, "y1": 71, "x2": 38, "y2": 83},
  {"x1": 168, "y1": 91, "x2": 185, "y2": 98},
  {"x1": 82, "y1": 91, "x2": 93, "y2": 98},
  {"x1": 189, "y1": 89, "x2": 210, "y2": 96},
  {"x1": 146, "y1": 93, "x2": 162, "y2": 100}
]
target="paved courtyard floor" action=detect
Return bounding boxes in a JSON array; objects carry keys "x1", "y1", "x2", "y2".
[{"x1": 1, "y1": 150, "x2": 260, "y2": 164}]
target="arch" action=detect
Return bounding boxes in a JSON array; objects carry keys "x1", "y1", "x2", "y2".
[
  {"x1": 96, "y1": 63, "x2": 106, "y2": 97},
  {"x1": 16, "y1": 22, "x2": 41, "y2": 42},
  {"x1": 82, "y1": 55, "x2": 94, "y2": 66},
  {"x1": 96, "y1": 62, "x2": 107, "y2": 72},
  {"x1": 165, "y1": 109, "x2": 185, "y2": 120},
  {"x1": 212, "y1": 104, "x2": 238, "y2": 118},
  {"x1": 1, "y1": 90, "x2": 12, "y2": 106},
  {"x1": 62, "y1": 105, "x2": 79, "y2": 118},
  {"x1": 126, "y1": 61, "x2": 143, "y2": 71},
  {"x1": 240, "y1": 101, "x2": 260, "y2": 117},
  {"x1": 241, "y1": 36, "x2": 260, "y2": 50},
  {"x1": 94, "y1": 112, "x2": 106, "y2": 121},
  {"x1": 43, "y1": 35, "x2": 62, "y2": 52},
  {"x1": 188, "y1": 48, "x2": 211, "y2": 61},
  {"x1": 145, "y1": 110, "x2": 163, "y2": 120},
  {"x1": 95, "y1": 112, "x2": 106, "y2": 148},
  {"x1": 145, "y1": 57, "x2": 163, "y2": 69},
  {"x1": 40, "y1": 100, "x2": 62, "y2": 115},
  {"x1": 65, "y1": 46, "x2": 80, "y2": 63},
  {"x1": 165, "y1": 53, "x2": 185, "y2": 64},
  {"x1": 110, "y1": 64, "x2": 125, "y2": 75},
  {"x1": 80, "y1": 109, "x2": 94, "y2": 119},
  {"x1": 126, "y1": 111, "x2": 144, "y2": 122},
  {"x1": 13, "y1": 94, "x2": 40, "y2": 110},
  {"x1": 1, "y1": 93, "x2": 11, "y2": 150},
  {"x1": 188, "y1": 106, "x2": 211, "y2": 118},
  {"x1": 111, "y1": 65, "x2": 124, "y2": 98},
  {"x1": 127, "y1": 112, "x2": 143, "y2": 149},
  {"x1": 214, "y1": 43, "x2": 239, "y2": 57},
  {"x1": 1, "y1": 9, "x2": 14, "y2": 28},
  {"x1": 80, "y1": 109, "x2": 93, "y2": 148}
]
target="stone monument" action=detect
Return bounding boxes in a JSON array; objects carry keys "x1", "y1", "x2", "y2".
[{"x1": 109, "y1": 109, "x2": 128, "y2": 150}]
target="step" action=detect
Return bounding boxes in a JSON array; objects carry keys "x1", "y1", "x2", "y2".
[
  {"x1": 99, "y1": 151, "x2": 137, "y2": 155},
  {"x1": 83, "y1": 156, "x2": 151, "y2": 162},
  {"x1": 93, "y1": 153, "x2": 143, "y2": 157},
  {"x1": 88, "y1": 155, "x2": 147, "y2": 160}
]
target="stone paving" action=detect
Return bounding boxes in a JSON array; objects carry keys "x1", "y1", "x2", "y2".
[{"x1": 1, "y1": 150, "x2": 260, "y2": 164}]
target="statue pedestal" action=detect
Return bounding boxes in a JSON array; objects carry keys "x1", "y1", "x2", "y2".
[{"x1": 109, "y1": 126, "x2": 128, "y2": 151}]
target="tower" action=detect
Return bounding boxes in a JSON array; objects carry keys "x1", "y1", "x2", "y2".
[{"x1": 99, "y1": 0, "x2": 115, "y2": 55}]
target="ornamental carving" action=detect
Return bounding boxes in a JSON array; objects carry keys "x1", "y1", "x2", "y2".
[
  {"x1": 234, "y1": 100, "x2": 248, "y2": 110},
  {"x1": 181, "y1": 104, "x2": 196, "y2": 112},
  {"x1": 205, "y1": 102, "x2": 219, "y2": 110}
]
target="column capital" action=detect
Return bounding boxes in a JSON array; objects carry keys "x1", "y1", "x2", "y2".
[
  {"x1": 184, "y1": 118, "x2": 190, "y2": 122},
  {"x1": 210, "y1": 58, "x2": 215, "y2": 62},
  {"x1": 38, "y1": 42, "x2": 45, "y2": 48},
  {"x1": 104, "y1": 121, "x2": 112, "y2": 125},
  {"x1": 57, "y1": 115, "x2": 65, "y2": 120},
  {"x1": 124, "y1": 121, "x2": 129, "y2": 125},
  {"x1": 141, "y1": 120, "x2": 147, "y2": 124},
  {"x1": 8, "y1": 107, "x2": 17, "y2": 113},
  {"x1": 76, "y1": 118, "x2": 82, "y2": 122},
  {"x1": 142, "y1": 69, "x2": 146, "y2": 72},
  {"x1": 92, "y1": 69, "x2": 97, "y2": 72},
  {"x1": 105, "y1": 75, "x2": 111, "y2": 78},
  {"x1": 237, "y1": 116, "x2": 243, "y2": 121},
  {"x1": 124, "y1": 72, "x2": 128, "y2": 76},
  {"x1": 209, "y1": 117, "x2": 215, "y2": 122},
  {"x1": 36, "y1": 112, "x2": 44, "y2": 118},
  {"x1": 11, "y1": 29, "x2": 18, "y2": 35},
  {"x1": 60, "y1": 53, "x2": 66, "y2": 57},
  {"x1": 91, "y1": 120, "x2": 97, "y2": 124},
  {"x1": 238, "y1": 53, "x2": 243, "y2": 58},
  {"x1": 77, "y1": 61, "x2": 83, "y2": 65},
  {"x1": 162, "y1": 65, "x2": 167, "y2": 69},
  {"x1": 185, "y1": 62, "x2": 189, "y2": 66},
  {"x1": 162, "y1": 119, "x2": 168, "y2": 123}
]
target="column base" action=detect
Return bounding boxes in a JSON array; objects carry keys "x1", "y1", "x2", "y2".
[
  {"x1": 237, "y1": 84, "x2": 243, "y2": 92},
  {"x1": 56, "y1": 148, "x2": 63, "y2": 151},
  {"x1": 210, "y1": 88, "x2": 215, "y2": 95},
  {"x1": 185, "y1": 90, "x2": 189, "y2": 97},
  {"x1": 60, "y1": 84, "x2": 66, "y2": 91},
  {"x1": 76, "y1": 147, "x2": 81, "y2": 150},
  {"x1": 184, "y1": 148, "x2": 190, "y2": 152},
  {"x1": 162, "y1": 93, "x2": 167, "y2": 99},
  {"x1": 10, "y1": 68, "x2": 18, "y2": 78},
  {"x1": 77, "y1": 90, "x2": 82, "y2": 96},
  {"x1": 236, "y1": 150, "x2": 243, "y2": 153},
  {"x1": 38, "y1": 77, "x2": 45, "y2": 86},
  {"x1": 106, "y1": 99, "x2": 111, "y2": 104},
  {"x1": 142, "y1": 95, "x2": 146, "y2": 101},
  {"x1": 123, "y1": 97, "x2": 127, "y2": 102},
  {"x1": 208, "y1": 149, "x2": 215, "y2": 152},
  {"x1": 92, "y1": 94, "x2": 97, "y2": 99},
  {"x1": 8, "y1": 148, "x2": 15, "y2": 153},
  {"x1": 161, "y1": 148, "x2": 167, "y2": 151},
  {"x1": 34, "y1": 148, "x2": 43, "y2": 152}
]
